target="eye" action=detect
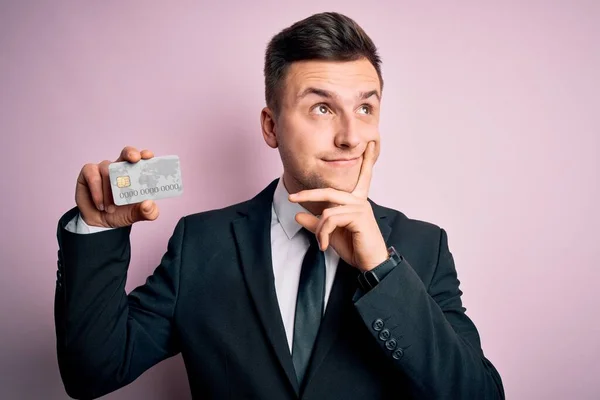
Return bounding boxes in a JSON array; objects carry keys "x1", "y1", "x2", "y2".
[
  {"x1": 311, "y1": 104, "x2": 331, "y2": 115},
  {"x1": 357, "y1": 104, "x2": 372, "y2": 115}
]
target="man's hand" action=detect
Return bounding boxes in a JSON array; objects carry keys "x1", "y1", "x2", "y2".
[
  {"x1": 75, "y1": 146, "x2": 160, "y2": 228},
  {"x1": 289, "y1": 141, "x2": 389, "y2": 272}
]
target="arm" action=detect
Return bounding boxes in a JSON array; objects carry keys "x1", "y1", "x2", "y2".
[
  {"x1": 353, "y1": 228, "x2": 505, "y2": 399},
  {"x1": 54, "y1": 207, "x2": 184, "y2": 399},
  {"x1": 64, "y1": 213, "x2": 116, "y2": 234}
]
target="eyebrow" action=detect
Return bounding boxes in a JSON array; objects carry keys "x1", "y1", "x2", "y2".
[
  {"x1": 358, "y1": 90, "x2": 381, "y2": 101},
  {"x1": 297, "y1": 87, "x2": 380, "y2": 102}
]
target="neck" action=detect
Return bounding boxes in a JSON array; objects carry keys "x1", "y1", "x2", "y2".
[{"x1": 282, "y1": 173, "x2": 331, "y2": 216}]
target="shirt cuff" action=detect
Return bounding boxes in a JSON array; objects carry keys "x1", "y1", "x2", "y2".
[{"x1": 64, "y1": 213, "x2": 116, "y2": 234}]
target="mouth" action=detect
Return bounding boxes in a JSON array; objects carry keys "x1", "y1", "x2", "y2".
[{"x1": 322, "y1": 156, "x2": 361, "y2": 167}]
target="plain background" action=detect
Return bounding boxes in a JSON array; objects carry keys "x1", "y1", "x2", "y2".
[{"x1": 1, "y1": 1, "x2": 598, "y2": 399}]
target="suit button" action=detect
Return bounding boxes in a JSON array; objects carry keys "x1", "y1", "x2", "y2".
[
  {"x1": 378, "y1": 329, "x2": 390, "y2": 341},
  {"x1": 385, "y1": 338, "x2": 397, "y2": 350},
  {"x1": 392, "y1": 348, "x2": 404, "y2": 360},
  {"x1": 372, "y1": 318, "x2": 384, "y2": 331},
  {"x1": 56, "y1": 270, "x2": 62, "y2": 280},
  {"x1": 57, "y1": 260, "x2": 62, "y2": 269}
]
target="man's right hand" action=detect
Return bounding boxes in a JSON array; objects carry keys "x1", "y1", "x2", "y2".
[{"x1": 76, "y1": 146, "x2": 160, "y2": 228}]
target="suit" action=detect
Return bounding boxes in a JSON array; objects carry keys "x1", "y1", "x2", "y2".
[{"x1": 54, "y1": 178, "x2": 504, "y2": 399}]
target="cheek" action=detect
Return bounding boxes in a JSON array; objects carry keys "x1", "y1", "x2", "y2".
[
  {"x1": 359, "y1": 119, "x2": 380, "y2": 138},
  {"x1": 278, "y1": 119, "x2": 314, "y2": 164},
  {"x1": 283, "y1": 117, "x2": 327, "y2": 151},
  {"x1": 372, "y1": 131, "x2": 381, "y2": 144},
  {"x1": 363, "y1": 127, "x2": 381, "y2": 154}
]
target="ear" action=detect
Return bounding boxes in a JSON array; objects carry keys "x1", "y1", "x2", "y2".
[{"x1": 260, "y1": 107, "x2": 278, "y2": 149}]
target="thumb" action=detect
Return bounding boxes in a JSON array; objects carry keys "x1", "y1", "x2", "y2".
[{"x1": 134, "y1": 200, "x2": 159, "y2": 222}]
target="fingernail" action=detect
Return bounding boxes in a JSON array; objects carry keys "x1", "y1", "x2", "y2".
[
  {"x1": 98, "y1": 204, "x2": 104, "y2": 211},
  {"x1": 107, "y1": 205, "x2": 116, "y2": 214}
]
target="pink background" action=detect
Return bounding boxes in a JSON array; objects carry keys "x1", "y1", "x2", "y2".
[{"x1": 1, "y1": 1, "x2": 598, "y2": 399}]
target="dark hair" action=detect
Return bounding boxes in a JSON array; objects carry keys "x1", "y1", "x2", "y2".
[{"x1": 264, "y1": 12, "x2": 383, "y2": 115}]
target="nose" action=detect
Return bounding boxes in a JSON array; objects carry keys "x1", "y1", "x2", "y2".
[{"x1": 333, "y1": 114, "x2": 361, "y2": 150}]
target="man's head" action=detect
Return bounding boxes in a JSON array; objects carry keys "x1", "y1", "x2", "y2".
[{"x1": 260, "y1": 12, "x2": 383, "y2": 195}]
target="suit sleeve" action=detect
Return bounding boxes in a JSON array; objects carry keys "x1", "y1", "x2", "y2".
[
  {"x1": 54, "y1": 207, "x2": 185, "y2": 399},
  {"x1": 353, "y1": 228, "x2": 505, "y2": 399},
  {"x1": 65, "y1": 213, "x2": 117, "y2": 234}
]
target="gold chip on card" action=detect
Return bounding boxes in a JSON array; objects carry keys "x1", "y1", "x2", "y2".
[{"x1": 116, "y1": 176, "x2": 131, "y2": 188}]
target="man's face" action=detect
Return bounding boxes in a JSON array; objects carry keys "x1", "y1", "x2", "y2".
[{"x1": 266, "y1": 58, "x2": 381, "y2": 193}]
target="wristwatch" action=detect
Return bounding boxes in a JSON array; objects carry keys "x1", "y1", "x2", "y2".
[{"x1": 357, "y1": 246, "x2": 403, "y2": 292}]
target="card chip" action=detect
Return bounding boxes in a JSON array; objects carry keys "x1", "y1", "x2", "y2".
[{"x1": 116, "y1": 176, "x2": 131, "y2": 188}]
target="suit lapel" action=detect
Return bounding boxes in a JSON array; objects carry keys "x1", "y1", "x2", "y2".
[
  {"x1": 232, "y1": 179, "x2": 300, "y2": 395},
  {"x1": 301, "y1": 201, "x2": 393, "y2": 392},
  {"x1": 231, "y1": 181, "x2": 394, "y2": 396}
]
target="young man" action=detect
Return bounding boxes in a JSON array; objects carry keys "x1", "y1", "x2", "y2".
[{"x1": 55, "y1": 12, "x2": 504, "y2": 399}]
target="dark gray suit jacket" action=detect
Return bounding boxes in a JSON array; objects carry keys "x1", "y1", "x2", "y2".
[{"x1": 54, "y1": 178, "x2": 504, "y2": 399}]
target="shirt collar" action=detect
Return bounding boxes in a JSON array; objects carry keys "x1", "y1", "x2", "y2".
[{"x1": 273, "y1": 175, "x2": 312, "y2": 240}]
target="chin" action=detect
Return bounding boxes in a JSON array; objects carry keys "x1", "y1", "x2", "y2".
[
  {"x1": 313, "y1": 174, "x2": 358, "y2": 193},
  {"x1": 325, "y1": 180, "x2": 355, "y2": 192},
  {"x1": 294, "y1": 167, "x2": 359, "y2": 193}
]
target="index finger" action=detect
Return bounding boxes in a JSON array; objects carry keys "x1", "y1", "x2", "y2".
[{"x1": 352, "y1": 141, "x2": 377, "y2": 198}]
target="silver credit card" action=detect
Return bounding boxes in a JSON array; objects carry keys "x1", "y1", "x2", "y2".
[{"x1": 108, "y1": 155, "x2": 183, "y2": 206}]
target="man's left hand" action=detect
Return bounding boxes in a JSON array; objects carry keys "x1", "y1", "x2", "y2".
[{"x1": 289, "y1": 141, "x2": 389, "y2": 272}]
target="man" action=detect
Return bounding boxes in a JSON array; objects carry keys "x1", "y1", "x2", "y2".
[{"x1": 55, "y1": 12, "x2": 504, "y2": 399}]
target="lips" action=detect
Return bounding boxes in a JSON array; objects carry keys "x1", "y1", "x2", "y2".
[
  {"x1": 326, "y1": 157, "x2": 359, "y2": 162},
  {"x1": 323, "y1": 157, "x2": 361, "y2": 167}
]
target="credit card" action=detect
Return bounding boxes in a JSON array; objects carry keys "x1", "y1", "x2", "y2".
[{"x1": 108, "y1": 155, "x2": 184, "y2": 206}]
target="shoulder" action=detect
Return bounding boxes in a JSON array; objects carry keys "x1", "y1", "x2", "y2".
[
  {"x1": 179, "y1": 197, "x2": 252, "y2": 234},
  {"x1": 371, "y1": 201, "x2": 443, "y2": 242},
  {"x1": 370, "y1": 200, "x2": 447, "y2": 268},
  {"x1": 179, "y1": 178, "x2": 278, "y2": 234}
]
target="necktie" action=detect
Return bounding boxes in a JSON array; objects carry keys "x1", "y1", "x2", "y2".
[{"x1": 292, "y1": 228, "x2": 326, "y2": 386}]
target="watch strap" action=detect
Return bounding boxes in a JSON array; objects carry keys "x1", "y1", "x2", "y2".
[{"x1": 357, "y1": 246, "x2": 402, "y2": 292}]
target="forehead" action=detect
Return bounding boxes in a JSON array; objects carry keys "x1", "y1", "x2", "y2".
[{"x1": 283, "y1": 58, "x2": 380, "y2": 99}]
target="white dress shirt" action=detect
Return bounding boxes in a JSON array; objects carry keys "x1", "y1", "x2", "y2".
[{"x1": 64, "y1": 176, "x2": 340, "y2": 352}]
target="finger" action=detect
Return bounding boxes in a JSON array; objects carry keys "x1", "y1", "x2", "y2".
[
  {"x1": 352, "y1": 141, "x2": 377, "y2": 199},
  {"x1": 289, "y1": 188, "x2": 359, "y2": 205},
  {"x1": 80, "y1": 163, "x2": 104, "y2": 211},
  {"x1": 133, "y1": 200, "x2": 159, "y2": 222},
  {"x1": 98, "y1": 160, "x2": 115, "y2": 213},
  {"x1": 140, "y1": 149, "x2": 154, "y2": 160},
  {"x1": 294, "y1": 212, "x2": 320, "y2": 234},
  {"x1": 116, "y1": 146, "x2": 141, "y2": 163},
  {"x1": 318, "y1": 213, "x2": 356, "y2": 251},
  {"x1": 316, "y1": 205, "x2": 361, "y2": 237}
]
